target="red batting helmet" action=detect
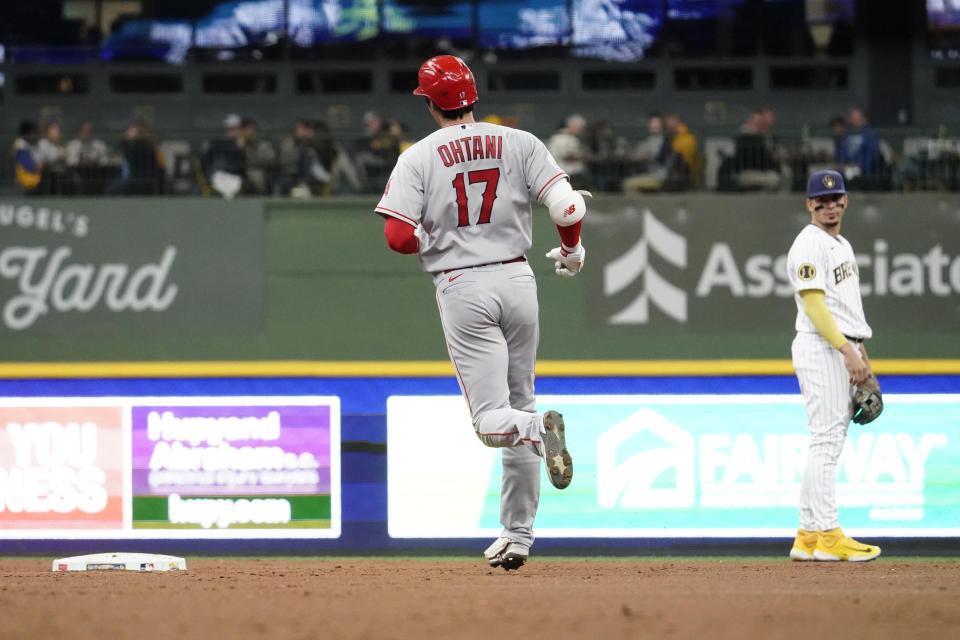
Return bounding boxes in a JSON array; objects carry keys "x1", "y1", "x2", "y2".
[{"x1": 412, "y1": 55, "x2": 478, "y2": 111}]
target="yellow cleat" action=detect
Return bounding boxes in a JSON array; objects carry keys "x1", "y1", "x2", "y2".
[
  {"x1": 813, "y1": 528, "x2": 881, "y2": 562},
  {"x1": 789, "y1": 529, "x2": 818, "y2": 561}
]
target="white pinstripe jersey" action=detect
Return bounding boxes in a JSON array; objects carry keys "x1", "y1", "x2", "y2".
[
  {"x1": 374, "y1": 121, "x2": 566, "y2": 273},
  {"x1": 786, "y1": 224, "x2": 872, "y2": 339}
]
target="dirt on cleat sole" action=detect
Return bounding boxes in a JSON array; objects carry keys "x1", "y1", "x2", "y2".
[{"x1": 542, "y1": 410, "x2": 573, "y2": 490}]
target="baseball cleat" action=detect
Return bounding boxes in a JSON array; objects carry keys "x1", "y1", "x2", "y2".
[
  {"x1": 813, "y1": 528, "x2": 881, "y2": 562},
  {"x1": 483, "y1": 537, "x2": 528, "y2": 571},
  {"x1": 542, "y1": 410, "x2": 573, "y2": 489},
  {"x1": 789, "y1": 529, "x2": 818, "y2": 561},
  {"x1": 483, "y1": 537, "x2": 510, "y2": 567}
]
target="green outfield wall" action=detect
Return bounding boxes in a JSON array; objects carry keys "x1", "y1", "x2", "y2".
[{"x1": 1, "y1": 194, "x2": 958, "y2": 364}]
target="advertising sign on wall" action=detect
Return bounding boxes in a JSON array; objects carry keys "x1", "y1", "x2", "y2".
[
  {"x1": 0, "y1": 397, "x2": 340, "y2": 539},
  {"x1": 387, "y1": 394, "x2": 959, "y2": 538},
  {"x1": 586, "y1": 203, "x2": 960, "y2": 330},
  {"x1": 0, "y1": 404, "x2": 125, "y2": 529},
  {"x1": 0, "y1": 199, "x2": 263, "y2": 334}
]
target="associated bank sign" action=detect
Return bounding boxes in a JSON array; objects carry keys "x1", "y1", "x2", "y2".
[
  {"x1": 593, "y1": 205, "x2": 960, "y2": 329},
  {"x1": 0, "y1": 200, "x2": 263, "y2": 333}
]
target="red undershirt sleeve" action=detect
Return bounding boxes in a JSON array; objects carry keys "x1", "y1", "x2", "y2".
[
  {"x1": 557, "y1": 220, "x2": 582, "y2": 248},
  {"x1": 384, "y1": 217, "x2": 420, "y2": 254}
]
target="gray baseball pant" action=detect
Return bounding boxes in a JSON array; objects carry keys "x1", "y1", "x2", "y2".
[{"x1": 433, "y1": 260, "x2": 543, "y2": 547}]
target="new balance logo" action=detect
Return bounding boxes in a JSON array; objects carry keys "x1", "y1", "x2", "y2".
[
  {"x1": 562, "y1": 204, "x2": 576, "y2": 217},
  {"x1": 603, "y1": 210, "x2": 687, "y2": 324}
]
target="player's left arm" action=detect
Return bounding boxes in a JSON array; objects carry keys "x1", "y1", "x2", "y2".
[{"x1": 541, "y1": 179, "x2": 589, "y2": 277}]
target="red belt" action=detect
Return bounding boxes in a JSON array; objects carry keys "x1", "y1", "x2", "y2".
[{"x1": 443, "y1": 256, "x2": 525, "y2": 274}]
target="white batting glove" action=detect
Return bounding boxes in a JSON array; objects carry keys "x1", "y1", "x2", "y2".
[
  {"x1": 545, "y1": 243, "x2": 586, "y2": 278},
  {"x1": 413, "y1": 224, "x2": 424, "y2": 240}
]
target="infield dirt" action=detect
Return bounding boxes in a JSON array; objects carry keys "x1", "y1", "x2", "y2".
[{"x1": 1, "y1": 558, "x2": 957, "y2": 639}]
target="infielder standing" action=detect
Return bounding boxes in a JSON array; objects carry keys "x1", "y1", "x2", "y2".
[
  {"x1": 374, "y1": 55, "x2": 586, "y2": 570},
  {"x1": 786, "y1": 170, "x2": 880, "y2": 562}
]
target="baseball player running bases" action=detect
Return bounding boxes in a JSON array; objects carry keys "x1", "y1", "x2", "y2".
[
  {"x1": 786, "y1": 170, "x2": 881, "y2": 562},
  {"x1": 374, "y1": 55, "x2": 588, "y2": 570}
]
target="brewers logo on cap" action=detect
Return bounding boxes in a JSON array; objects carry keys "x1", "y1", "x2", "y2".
[{"x1": 807, "y1": 169, "x2": 846, "y2": 197}]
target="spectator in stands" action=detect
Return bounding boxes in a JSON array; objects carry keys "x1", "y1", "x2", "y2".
[
  {"x1": 836, "y1": 108, "x2": 887, "y2": 190},
  {"x1": 633, "y1": 115, "x2": 667, "y2": 164},
  {"x1": 589, "y1": 118, "x2": 634, "y2": 191},
  {"x1": 11, "y1": 120, "x2": 43, "y2": 195},
  {"x1": 107, "y1": 117, "x2": 164, "y2": 196},
  {"x1": 829, "y1": 116, "x2": 846, "y2": 155},
  {"x1": 731, "y1": 110, "x2": 782, "y2": 190},
  {"x1": 66, "y1": 121, "x2": 113, "y2": 195},
  {"x1": 547, "y1": 114, "x2": 593, "y2": 191},
  {"x1": 662, "y1": 113, "x2": 699, "y2": 191},
  {"x1": 276, "y1": 118, "x2": 337, "y2": 197},
  {"x1": 588, "y1": 118, "x2": 618, "y2": 160},
  {"x1": 389, "y1": 120, "x2": 416, "y2": 154},
  {"x1": 36, "y1": 121, "x2": 70, "y2": 194},
  {"x1": 240, "y1": 117, "x2": 278, "y2": 195},
  {"x1": 758, "y1": 107, "x2": 792, "y2": 169},
  {"x1": 202, "y1": 113, "x2": 250, "y2": 199},
  {"x1": 355, "y1": 110, "x2": 399, "y2": 193},
  {"x1": 622, "y1": 114, "x2": 671, "y2": 193},
  {"x1": 66, "y1": 121, "x2": 110, "y2": 167}
]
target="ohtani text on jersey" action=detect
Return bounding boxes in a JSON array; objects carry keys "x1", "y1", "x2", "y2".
[
  {"x1": 436, "y1": 136, "x2": 503, "y2": 167},
  {"x1": 834, "y1": 259, "x2": 858, "y2": 284}
]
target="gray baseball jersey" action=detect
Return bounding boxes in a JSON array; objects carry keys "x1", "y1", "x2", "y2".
[
  {"x1": 375, "y1": 121, "x2": 566, "y2": 272},
  {"x1": 374, "y1": 119, "x2": 570, "y2": 552}
]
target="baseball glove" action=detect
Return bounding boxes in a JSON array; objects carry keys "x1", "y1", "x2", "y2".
[{"x1": 852, "y1": 373, "x2": 883, "y2": 425}]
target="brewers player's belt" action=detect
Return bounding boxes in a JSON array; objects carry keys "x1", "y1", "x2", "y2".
[
  {"x1": 844, "y1": 335, "x2": 864, "y2": 344},
  {"x1": 443, "y1": 256, "x2": 526, "y2": 274}
]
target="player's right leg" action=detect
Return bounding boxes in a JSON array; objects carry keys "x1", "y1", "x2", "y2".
[
  {"x1": 792, "y1": 332, "x2": 855, "y2": 557},
  {"x1": 434, "y1": 268, "x2": 543, "y2": 450},
  {"x1": 437, "y1": 267, "x2": 534, "y2": 569}
]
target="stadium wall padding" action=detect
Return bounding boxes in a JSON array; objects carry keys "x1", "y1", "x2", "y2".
[{"x1": 1, "y1": 193, "x2": 958, "y2": 362}]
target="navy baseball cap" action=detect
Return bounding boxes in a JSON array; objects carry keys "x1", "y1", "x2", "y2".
[{"x1": 807, "y1": 170, "x2": 847, "y2": 198}]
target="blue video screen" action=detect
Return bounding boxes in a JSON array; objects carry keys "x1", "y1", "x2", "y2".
[
  {"x1": 287, "y1": 0, "x2": 379, "y2": 45},
  {"x1": 193, "y1": 0, "x2": 286, "y2": 48},
  {"x1": 928, "y1": 0, "x2": 960, "y2": 28},
  {"x1": 477, "y1": 0, "x2": 569, "y2": 49},
  {"x1": 666, "y1": 0, "x2": 743, "y2": 21},
  {"x1": 382, "y1": 0, "x2": 473, "y2": 39},
  {"x1": 101, "y1": 19, "x2": 194, "y2": 64},
  {"x1": 572, "y1": 0, "x2": 663, "y2": 61}
]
